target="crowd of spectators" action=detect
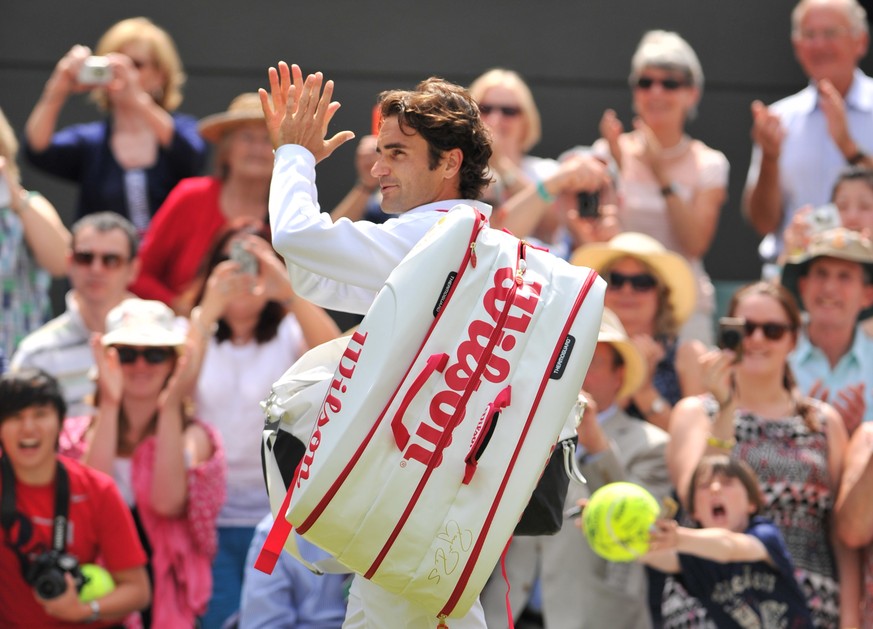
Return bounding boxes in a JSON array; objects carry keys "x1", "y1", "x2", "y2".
[{"x1": 4, "y1": 0, "x2": 873, "y2": 626}]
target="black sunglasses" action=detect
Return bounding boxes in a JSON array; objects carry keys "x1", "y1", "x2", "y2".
[
  {"x1": 115, "y1": 346, "x2": 175, "y2": 365},
  {"x1": 72, "y1": 251, "x2": 127, "y2": 269},
  {"x1": 479, "y1": 104, "x2": 522, "y2": 117},
  {"x1": 742, "y1": 320, "x2": 794, "y2": 341},
  {"x1": 635, "y1": 76, "x2": 687, "y2": 91},
  {"x1": 607, "y1": 271, "x2": 658, "y2": 292}
]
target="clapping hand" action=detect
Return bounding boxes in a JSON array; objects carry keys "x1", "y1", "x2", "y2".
[
  {"x1": 750, "y1": 100, "x2": 784, "y2": 160},
  {"x1": 90, "y1": 334, "x2": 123, "y2": 409},
  {"x1": 259, "y1": 61, "x2": 355, "y2": 162}
]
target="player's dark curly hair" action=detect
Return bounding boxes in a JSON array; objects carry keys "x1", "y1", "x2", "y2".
[{"x1": 379, "y1": 78, "x2": 492, "y2": 200}]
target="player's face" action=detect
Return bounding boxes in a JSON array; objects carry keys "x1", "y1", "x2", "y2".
[{"x1": 372, "y1": 116, "x2": 459, "y2": 214}]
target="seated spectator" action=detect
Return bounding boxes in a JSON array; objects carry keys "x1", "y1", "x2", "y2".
[
  {"x1": 836, "y1": 421, "x2": 873, "y2": 626},
  {"x1": 469, "y1": 68, "x2": 609, "y2": 258},
  {"x1": 667, "y1": 281, "x2": 857, "y2": 627},
  {"x1": 595, "y1": 30, "x2": 728, "y2": 344},
  {"x1": 480, "y1": 308, "x2": 671, "y2": 628},
  {"x1": 238, "y1": 513, "x2": 349, "y2": 629},
  {"x1": 187, "y1": 223, "x2": 339, "y2": 628},
  {"x1": 61, "y1": 298, "x2": 226, "y2": 628},
  {"x1": 0, "y1": 369, "x2": 150, "y2": 627},
  {"x1": 781, "y1": 227, "x2": 873, "y2": 434},
  {"x1": 11, "y1": 213, "x2": 140, "y2": 417},
  {"x1": 782, "y1": 166, "x2": 873, "y2": 332},
  {"x1": 24, "y1": 17, "x2": 206, "y2": 232},
  {"x1": 0, "y1": 106, "x2": 70, "y2": 358},
  {"x1": 131, "y1": 93, "x2": 272, "y2": 315},
  {"x1": 641, "y1": 455, "x2": 813, "y2": 627},
  {"x1": 571, "y1": 232, "x2": 706, "y2": 431}
]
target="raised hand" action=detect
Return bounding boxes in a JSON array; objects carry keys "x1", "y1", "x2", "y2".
[
  {"x1": 259, "y1": 61, "x2": 355, "y2": 162},
  {"x1": 699, "y1": 348, "x2": 735, "y2": 407},
  {"x1": 750, "y1": 100, "x2": 784, "y2": 160},
  {"x1": 818, "y1": 79, "x2": 854, "y2": 156},
  {"x1": 599, "y1": 108, "x2": 624, "y2": 166},
  {"x1": 90, "y1": 334, "x2": 123, "y2": 408}
]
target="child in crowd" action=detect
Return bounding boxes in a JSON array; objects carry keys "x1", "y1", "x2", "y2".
[{"x1": 642, "y1": 455, "x2": 813, "y2": 628}]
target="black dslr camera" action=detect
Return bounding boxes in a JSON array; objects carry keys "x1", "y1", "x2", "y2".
[{"x1": 26, "y1": 550, "x2": 85, "y2": 599}]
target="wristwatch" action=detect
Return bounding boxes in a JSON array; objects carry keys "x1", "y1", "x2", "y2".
[
  {"x1": 86, "y1": 599, "x2": 100, "y2": 623},
  {"x1": 649, "y1": 397, "x2": 669, "y2": 415}
]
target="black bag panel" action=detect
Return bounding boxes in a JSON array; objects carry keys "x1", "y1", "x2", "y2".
[{"x1": 513, "y1": 437, "x2": 575, "y2": 536}]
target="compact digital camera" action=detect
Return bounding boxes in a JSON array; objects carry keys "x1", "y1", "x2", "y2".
[
  {"x1": 78, "y1": 56, "x2": 113, "y2": 86},
  {"x1": 717, "y1": 316, "x2": 745, "y2": 363},
  {"x1": 26, "y1": 550, "x2": 85, "y2": 599},
  {"x1": 807, "y1": 203, "x2": 841, "y2": 233}
]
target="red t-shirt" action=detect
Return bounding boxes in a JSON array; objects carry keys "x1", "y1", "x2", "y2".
[{"x1": 0, "y1": 455, "x2": 147, "y2": 628}]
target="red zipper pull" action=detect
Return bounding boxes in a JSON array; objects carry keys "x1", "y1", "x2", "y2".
[
  {"x1": 436, "y1": 616, "x2": 449, "y2": 629},
  {"x1": 470, "y1": 242, "x2": 477, "y2": 268}
]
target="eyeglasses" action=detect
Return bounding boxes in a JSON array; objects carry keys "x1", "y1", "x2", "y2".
[
  {"x1": 795, "y1": 27, "x2": 851, "y2": 43},
  {"x1": 479, "y1": 104, "x2": 522, "y2": 117},
  {"x1": 607, "y1": 271, "x2": 659, "y2": 292},
  {"x1": 115, "y1": 346, "x2": 175, "y2": 365},
  {"x1": 742, "y1": 320, "x2": 794, "y2": 341},
  {"x1": 129, "y1": 58, "x2": 154, "y2": 71},
  {"x1": 635, "y1": 76, "x2": 687, "y2": 91},
  {"x1": 72, "y1": 251, "x2": 128, "y2": 269}
]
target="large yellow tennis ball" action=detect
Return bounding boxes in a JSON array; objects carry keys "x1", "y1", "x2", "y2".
[
  {"x1": 582, "y1": 482, "x2": 660, "y2": 562},
  {"x1": 79, "y1": 564, "x2": 115, "y2": 602}
]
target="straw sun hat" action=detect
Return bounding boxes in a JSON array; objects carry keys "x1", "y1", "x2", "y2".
[
  {"x1": 598, "y1": 308, "x2": 647, "y2": 399},
  {"x1": 570, "y1": 232, "x2": 697, "y2": 326},
  {"x1": 198, "y1": 92, "x2": 265, "y2": 143},
  {"x1": 781, "y1": 227, "x2": 873, "y2": 309}
]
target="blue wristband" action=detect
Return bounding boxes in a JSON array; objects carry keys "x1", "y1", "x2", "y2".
[{"x1": 536, "y1": 180, "x2": 555, "y2": 203}]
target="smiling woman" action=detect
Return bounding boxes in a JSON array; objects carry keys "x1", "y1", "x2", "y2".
[
  {"x1": 58, "y1": 298, "x2": 226, "y2": 628},
  {"x1": 665, "y1": 281, "x2": 857, "y2": 627},
  {"x1": 594, "y1": 30, "x2": 728, "y2": 345}
]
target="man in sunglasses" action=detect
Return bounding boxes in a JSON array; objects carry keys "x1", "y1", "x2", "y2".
[
  {"x1": 11, "y1": 212, "x2": 140, "y2": 417},
  {"x1": 744, "y1": 0, "x2": 873, "y2": 272},
  {"x1": 783, "y1": 227, "x2": 873, "y2": 434}
]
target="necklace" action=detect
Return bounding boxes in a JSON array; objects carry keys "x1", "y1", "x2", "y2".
[{"x1": 659, "y1": 134, "x2": 691, "y2": 160}]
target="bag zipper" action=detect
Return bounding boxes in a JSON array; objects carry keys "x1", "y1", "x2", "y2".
[
  {"x1": 364, "y1": 252, "x2": 522, "y2": 579},
  {"x1": 296, "y1": 209, "x2": 487, "y2": 534},
  {"x1": 438, "y1": 267, "x2": 599, "y2": 617}
]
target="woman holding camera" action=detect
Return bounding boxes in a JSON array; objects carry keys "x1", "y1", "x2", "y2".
[
  {"x1": 665, "y1": 282, "x2": 858, "y2": 628},
  {"x1": 24, "y1": 17, "x2": 206, "y2": 232},
  {"x1": 595, "y1": 30, "x2": 728, "y2": 344},
  {"x1": 61, "y1": 298, "x2": 226, "y2": 628},
  {"x1": 131, "y1": 93, "x2": 273, "y2": 315},
  {"x1": 184, "y1": 222, "x2": 339, "y2": 628},
  {"x1": 468, "y1": 69, "x2": 610, "y2": 258}
]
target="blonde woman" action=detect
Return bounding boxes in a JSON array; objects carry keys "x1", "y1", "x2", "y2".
[
  {"x1": 596, "y1": 30, "x2": 728, "y2": 344},
  {"x1": 25, "y1": 17, "x2": 206, "y2": 231}
]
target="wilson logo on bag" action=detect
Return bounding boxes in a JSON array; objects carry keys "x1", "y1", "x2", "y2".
[{"x1": 257, "y1": 205, "x2": 605, "y2": 621}]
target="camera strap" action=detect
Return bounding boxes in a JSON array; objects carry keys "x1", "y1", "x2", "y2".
[{"x1": 1, "y1": 456, "x2": 71, "y2": 553}]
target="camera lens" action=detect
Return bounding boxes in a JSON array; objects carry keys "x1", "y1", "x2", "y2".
[
  {"x1": 721, "y1": 330, "x2": 741, "y2": 350},
  {"x1": 33, "y1": 570, "x2": 68, "y2": 599}
]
